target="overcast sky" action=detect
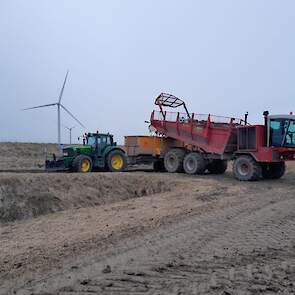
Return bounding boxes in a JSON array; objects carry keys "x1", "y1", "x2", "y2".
[{"x1": 0, "y1": 0, "x2": 294, "y2": 144}]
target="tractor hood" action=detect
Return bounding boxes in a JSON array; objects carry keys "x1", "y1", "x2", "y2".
[{"x1": 62, "y1": 145, "x2": 93, "y2": 157}]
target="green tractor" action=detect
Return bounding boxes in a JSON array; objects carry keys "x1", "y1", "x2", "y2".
[{"x1": 46, "y1": 132, "x2": 127, "y2": 173}]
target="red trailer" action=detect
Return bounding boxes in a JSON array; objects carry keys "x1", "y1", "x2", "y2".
[{"x1": 149, "y1": 93, "x2": 295, "y2": 181}]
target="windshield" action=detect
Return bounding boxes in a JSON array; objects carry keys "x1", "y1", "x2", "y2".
[
  {"x1": 87, "y1": 136, "x2": 96, "y2": 146},
  {"x1": 270, "y1": 118, "x2": 295, "y2": 148}
]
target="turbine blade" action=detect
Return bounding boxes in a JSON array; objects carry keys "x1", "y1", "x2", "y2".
[
  {"x1": 60, "y1": 104, "x2": 86, "y2": 128},
  {"x1": 22, "y1": 103, "x2": 57, "y2": 110},
  {"x1": 58, "y1": 70, "x2": 69, "y2": 103}
]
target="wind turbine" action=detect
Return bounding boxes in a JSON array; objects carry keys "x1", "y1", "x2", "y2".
[
  {"x1": 64, "y1": 125, "x2": 75, "y2": 144},
  {"x1": 23, "y1": 71, "x2": 85, "y2": 145}
]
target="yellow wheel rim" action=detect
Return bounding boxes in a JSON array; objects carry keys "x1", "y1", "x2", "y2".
[
  {"x1": 111, "y1": 154, "x2": 123, "y2": 170},
  {"x1": 81, "y1": 159, "x2": 91, "y2": 172}
]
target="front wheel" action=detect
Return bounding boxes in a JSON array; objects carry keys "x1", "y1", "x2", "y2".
[
  {"x1": 262, "y1": 162, "x2": 285, "y2": 179},
  {"x1": 233, "y1": 155, "x2": 262, "y2": 181},
  {"x1": 72, "y1": 155, "x2": 93, "y2": 173},
  {"x1": 107, "y1": 150, "x2": 127, "y2": 172},
  {"x1": 164, "y1": 149, "x2": 185, "y2": 173}
]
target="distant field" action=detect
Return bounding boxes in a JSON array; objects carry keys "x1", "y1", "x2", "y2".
[
  {"x1": 0, "y1": 142, "x2": 295, "y2": 172},
  {"x1": 0, "y1": 142, "x2": 60, "y2": 170}
]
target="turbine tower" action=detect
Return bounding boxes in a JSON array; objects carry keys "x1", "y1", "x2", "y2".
[
  {"x1": 64, "y1": 125, "x2": 75, "y2": 144},
  {"x1": 23, "y1": 71, "x2": 85, "y2": 145}
]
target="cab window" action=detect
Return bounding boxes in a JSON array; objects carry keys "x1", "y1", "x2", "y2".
[
  {"x1": 286, "y1": 120, "x2": 295, "y2": 146},
  {"x1": 270, "y1": 119, "x2": 295, "y2": 147},
  {"x1": 106, "y1": 136, "x2": 112, "y2": 145},
  {"x1": 270, "y1": 120, "x2": 282, "y2": 147},
  {"x1": 100, "y1": 136, "x2": 107, "y2": 145},
  {"x1": 87, "y1": 136, "x2": 96, "y2": 146}
]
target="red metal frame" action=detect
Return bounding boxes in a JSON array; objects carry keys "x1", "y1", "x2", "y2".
[
  {"x1": 237, "y1": 125, "x2": 295, "y2": 162},
  {"x1": 155, "y1": 93, "x2": 190, "y2": 119},
  {"x1": 150, "y1": 93, "x2": 295, "y2": 162}
]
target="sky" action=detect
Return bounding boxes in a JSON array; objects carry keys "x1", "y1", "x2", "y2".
[{"x1": 0, "y1": 0, "x2": 295, "y2": 144}]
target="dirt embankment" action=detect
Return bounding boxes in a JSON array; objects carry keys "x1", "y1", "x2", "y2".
[{"x1": 0, "y1": 173, "x2": 174, "y2": 223}]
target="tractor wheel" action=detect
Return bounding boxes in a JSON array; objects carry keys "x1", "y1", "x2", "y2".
[
  {"x1": 164, "y1": 149, "x2": 185, "y2": 173},
  {"x1": 262, "y1": 162, "x2": 286, "y2": 179},
  {"x1": 207, "y1": 160, "x2": 228, "y2": 174},
  {"x1": 107, "y1": 150, "x2": 127, "y2": 172},
  {"x1": 72, "y1": 155, "x2": 93, "y2": 173},
  {"x1": 233, "y1": 155, "x2": 262, "y2": 181},
  {"x1": 153, "y1": 160, "x2": 166, "y2": 172},
  {"x1": 183, "y1": 152, "x2": 206, "y2": 175}
]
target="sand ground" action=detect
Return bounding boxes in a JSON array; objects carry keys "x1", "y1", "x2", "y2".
[{"x1": 0, "y1": 143, "x2": 294, "y2": 294}]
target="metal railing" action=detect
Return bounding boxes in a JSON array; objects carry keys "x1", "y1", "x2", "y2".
[{"x1": 152, "y1": 111, "x2": 246, "y2": 125}]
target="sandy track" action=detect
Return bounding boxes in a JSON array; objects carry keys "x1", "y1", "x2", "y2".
[{"x1": 0, "y1": 168, "x2": 294, "y2": 294}]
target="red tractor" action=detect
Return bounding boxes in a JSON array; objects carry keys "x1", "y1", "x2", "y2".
[{"x1": 150, "y1": 93, "x2": 295, "y2": 181}]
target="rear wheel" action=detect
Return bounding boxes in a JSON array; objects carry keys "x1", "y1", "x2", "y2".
[
  {"x1": 207, "y1": 160, "x2": 228, "y2": 174},
  {"x1": 262, "y1": 162, "x2": 285, "y2": 179},
  {"x1": 183, "y1": 152, "x2": 206, "y2": 175},
  {"x1": 233, "y1": 155, "x2": 262, "y2": 181},
  {"x1": 107, "y1": 150, "x2": 127, "y2": 172},
  {"x1": 73, "y1": 155, "x2": 93, "y2": 173},
  {"x1": 164, "y1": 149, "x2": 185, "y2": 173}
]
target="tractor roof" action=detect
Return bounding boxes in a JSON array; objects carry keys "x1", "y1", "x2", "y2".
[
  {"x1": 88, "y1": 132, "x2": 113, "y2": 137},
  {"x1": 268, "y1": 115, "x2": 295, "y2": 120}
]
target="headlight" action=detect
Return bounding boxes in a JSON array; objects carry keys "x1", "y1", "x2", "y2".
[{"x1": 63, "y1": 151, "x2": 69, "y2": 157}]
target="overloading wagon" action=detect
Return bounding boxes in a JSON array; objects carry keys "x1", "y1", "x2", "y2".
[{"x1": 147, "y1": 93, "x2": 295, "y2": 180}]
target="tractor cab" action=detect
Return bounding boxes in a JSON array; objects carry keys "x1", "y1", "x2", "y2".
[
  {"x1": 267, "y1": 115, "x2": 295, "y2": 148},
  {"x1": 84, "y1": 132, "x2": 116, "y2": 155}
]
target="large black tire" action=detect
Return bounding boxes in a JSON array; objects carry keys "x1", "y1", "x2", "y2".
[
  {"x1": 183, "y1": 152, "x2": 206, "y2": 175},
  {"x1": 72, "y1": 155, "x2": 93, "y2": 173},
  {"x1": 107, "y1": 150, "x2": 127, "y2": 172},
  {"x1": 262, "y1": 162, "x2": 286, "y2": 179},
  {"x1": 207, "y1": 160, "x2": 228, "y2": 174},
  {"x1": 153, "y1": 160, "x2": 166, "y2": 172},
  {"x1": 233, "y1": 155, "x2": 262, "y2": 181},
  {"x1": 164, "y1": 149, "x2": 185, "y2": 173}
]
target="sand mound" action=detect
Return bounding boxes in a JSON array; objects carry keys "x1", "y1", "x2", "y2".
[
  {"x1": 0, "y1": 173, "x2": 173, "y2": 223},
  {"x1": 0, "y1": 142, "x2": 60, "y2": 170}
]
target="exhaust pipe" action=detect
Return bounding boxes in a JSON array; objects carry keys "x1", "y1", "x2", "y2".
[
  {"x1": 244, "y1": 112, "x2": 249, "y2": 125},
  {"x1": 263, "y1": 111, "x2": 269, "y2": 146}
]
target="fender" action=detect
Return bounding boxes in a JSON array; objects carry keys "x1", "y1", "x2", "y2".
[{"x1": 103, "y1": 146, "x2": 126, "y2": 160}]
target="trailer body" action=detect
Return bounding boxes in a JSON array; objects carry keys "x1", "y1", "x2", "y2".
[
  {"x1": 124, "y1": 135, "x2": 182, "y2": 170},
  {"x1": 150, "y1": 112, "x2": 239, "y2": 158}
]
